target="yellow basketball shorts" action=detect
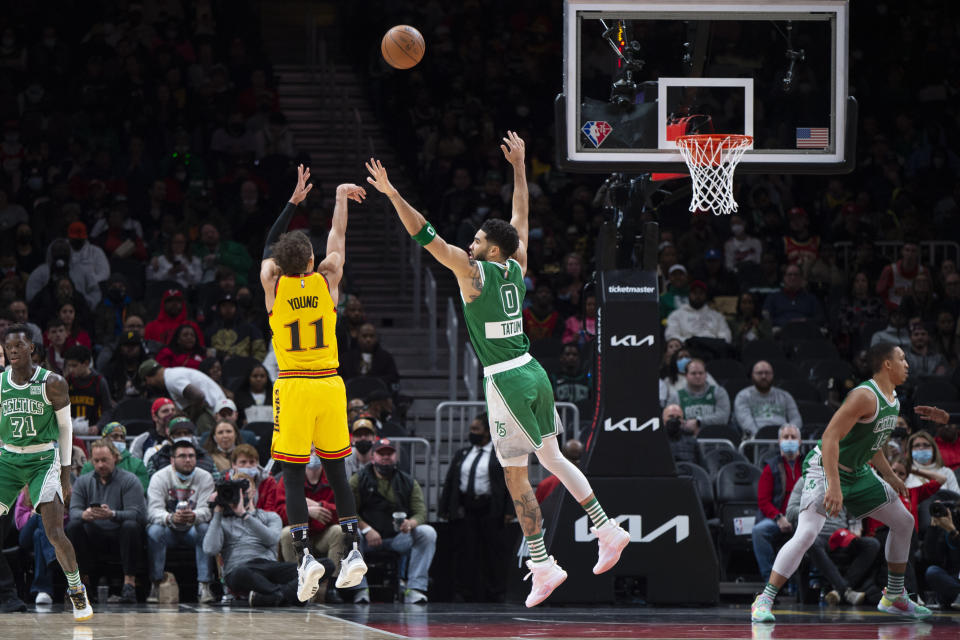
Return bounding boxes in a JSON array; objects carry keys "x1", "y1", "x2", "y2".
[{"x1": 271, "y1": 371, "x2": 350, "y2": 463}]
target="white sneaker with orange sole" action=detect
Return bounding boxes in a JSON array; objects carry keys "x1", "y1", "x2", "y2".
[
  {"x1": 591, "y1": 520, "x2": 631, "y2": 574},
  {"x1": 523, "y1": 556, "x2": 567, "y2": 608}
]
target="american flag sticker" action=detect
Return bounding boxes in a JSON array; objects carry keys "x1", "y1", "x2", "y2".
[{"x1": 796, "y1": 127, "x2": 829, "y2": 148}]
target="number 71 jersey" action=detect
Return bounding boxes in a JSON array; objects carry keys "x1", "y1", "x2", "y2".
[
  {"x1": 269, "y1": 273, "x2": 339, "y2": 372},
  {"x1": 0, "y1": 368, "x2": 59, "y2": 447}
]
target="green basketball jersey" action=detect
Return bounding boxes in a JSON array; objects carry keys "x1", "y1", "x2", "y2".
[
  {"x1": 677, "y1": 386, "x2": 717, "y2": 419},
  {"x1": 0, "y1": 368, "x2": 59, "y2": 447},
  {"x1": 462, "y1": 259, "x2": 529, "y2": 367},
  {"x1": 817, "y1": 378, "x2": 899, "y2": 470}
]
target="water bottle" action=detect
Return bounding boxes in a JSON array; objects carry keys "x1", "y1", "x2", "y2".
[{"x1": 97, "y1": 584, "x2": 109, "y2": 604}]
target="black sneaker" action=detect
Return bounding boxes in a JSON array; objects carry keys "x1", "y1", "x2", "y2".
[
  {"x1": 248, "y1": 591, "x2": 282, "y2": 608},
  {"x1": 119, "y1": 583, "x2": 137, "y2": 604},
  {"x1": 0, "y1": 596, "x2": 27, "y2": 613}
]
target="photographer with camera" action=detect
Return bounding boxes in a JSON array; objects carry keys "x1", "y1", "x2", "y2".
[
  {"x1": 203, "y1": 464, "x2": 333, "y2": 607},
  {"x1": 662, "y1": 404, "x2": 704, "y2": 466},
  {"x1": 922, "y1": 498, "x2": 960, "y2": 610}
]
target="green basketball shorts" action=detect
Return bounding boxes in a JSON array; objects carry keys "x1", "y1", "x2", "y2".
[
  {"x1": 800, "y1": 446, "x2": 896, "y2": 519},
  {"x1": 0, "y1": 445, "x2": 62, "y2": 516}
]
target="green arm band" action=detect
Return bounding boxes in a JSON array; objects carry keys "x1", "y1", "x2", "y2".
[{"x1": 412, "y1": 222, "x2": 437, "y2": 247}]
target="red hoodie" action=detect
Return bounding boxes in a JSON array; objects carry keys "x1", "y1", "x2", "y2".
[
  {"x1": 275, "y1": 471, "x2": 339, "y2": 535},
  {"x1": 144, "y1": 289, "x2": 205, "y2": 346}
]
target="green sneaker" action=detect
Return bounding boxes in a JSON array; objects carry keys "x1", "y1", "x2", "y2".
[
  {"x1": 751, "y1": 593, "x2": 775, "y2": 623},
  {"x1": 877, "y1": 589, "x2": 931, "y2": 619}
]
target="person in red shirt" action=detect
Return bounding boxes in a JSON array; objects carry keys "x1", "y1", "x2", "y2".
[
  {"x1": 752, "y1": 424, "x2": 803, "y2": 580},
  {"x1": 866, "y1": 457, "x2": 947, "y2": 536},
  {"x1": 275, "y1": 455, "x2": 347, "y2": 601},
  {"x1": 935, "y1": 423, "x2": 960, "y2": 470},
  {"x1": 144, "y1": 289, "x2": 205, "y2": 347},
  {"x1": 876, "y1": 242, "x2": 929, "y2": 310},
  {"x1": 156, "y1": 324, "x2": 206, "y2": 369}
]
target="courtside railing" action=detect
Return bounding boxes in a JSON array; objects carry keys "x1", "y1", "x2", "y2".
[
  {"x1": 431, "y1": 401, "x2": 581, "y2": 519},
  {"x1": 738, "y1": 438, "x2": 818, "y2": 466}
]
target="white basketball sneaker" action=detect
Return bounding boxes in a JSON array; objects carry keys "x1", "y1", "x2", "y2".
[
  {"x1": 523, "y1": 556, "x2": 567, "y2": 608},
  {"x1": 591, "y1": 520, "x2": 631, "y2": 574},
  {"x1": 336, "y1": 546, "x2": 368, "y2": 589},
  {"x1": 67, "y1": 584, "x2": 93, "y2": 621},
  {"x1": 296, "y1": 552, "x2": 326, "y2": 602}
]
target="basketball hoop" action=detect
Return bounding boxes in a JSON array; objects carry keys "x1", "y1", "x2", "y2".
[{"x1": 675, "y1": 134, "x2": 753, "y2": 215}]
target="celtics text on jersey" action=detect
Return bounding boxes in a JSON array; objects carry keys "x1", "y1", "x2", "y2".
[
  {"x1": 818, "y1": 378, "x2": 899, "y2": 470},
  {"x1": 0, "y1": 368, "x2": 59, "y2": 447}
]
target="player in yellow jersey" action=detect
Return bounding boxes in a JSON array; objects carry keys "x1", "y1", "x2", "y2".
[{"x1": 260, "y1": 165, "x2": 368, "y2": 601}]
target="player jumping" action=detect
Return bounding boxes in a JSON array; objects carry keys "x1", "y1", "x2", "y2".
[
  {"x1": 0, "y1": 325, "x2": 93, "y2": 620},
  {"x1": 260, "y1": 165, "x2": 368, "y2": 600},
  {"x1": 751, "y1": 342, "x2": 945, "y2": 622},
  {"x1": 365, "y1": 132, "x2": 630, "y2": 608}
]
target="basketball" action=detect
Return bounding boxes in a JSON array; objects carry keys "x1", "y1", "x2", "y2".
[{"x1": 381, "y1": 25, "x2": 425, "y2": 70}]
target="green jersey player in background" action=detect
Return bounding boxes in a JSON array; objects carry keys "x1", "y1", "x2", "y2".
[
  {"x1": 0, "y1": 325, "x2": 92, "y2": 620},
  {"x1": 751, "y1": 342, "x2": 950, "y2": 623},
  {"x1": 365, "y1": 132, "x2": 629, "y2": 608}
]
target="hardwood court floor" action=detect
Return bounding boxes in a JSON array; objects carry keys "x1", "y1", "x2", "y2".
[{"x1": 1, "y1": 602, "x2": 959, "y2": 639}]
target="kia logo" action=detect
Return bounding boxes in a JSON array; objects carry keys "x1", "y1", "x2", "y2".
[
  {"x1": 575, "y1": 514, "x2": 690, "y2": 543},
  {"x1": 603, "y1": 417, "x2": 659, "y2": 432},
  {"x1": 610, "y1": 334, "x2": 654, "y2": 347}
]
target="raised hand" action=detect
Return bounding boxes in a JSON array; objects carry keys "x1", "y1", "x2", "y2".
[
  {"x1": 365, "y1": 158, "x2": 397, "y2": 196},
  {"x1": 336, "y1": 183, "x2": 367, "y2": 203},
  {"x1": 289, "y1": 164, "x2": 314, "y2": 205},
  {"x1": 500, "y1": 130, "x2": 526, "y2": 167},
  {"x1": 915, "y1": 405, "x2": 950, "y2": 424}
]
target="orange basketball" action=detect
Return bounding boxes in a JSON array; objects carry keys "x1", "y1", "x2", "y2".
[{"x1": 381, "y1": 25, "x2": 425, "y2": 70}]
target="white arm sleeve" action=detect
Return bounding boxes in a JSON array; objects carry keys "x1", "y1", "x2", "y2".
[{"x1": 56, "y1": 405, "x2": 73, "y2": 466}]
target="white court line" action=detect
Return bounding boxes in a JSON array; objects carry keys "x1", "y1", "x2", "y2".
[{"x1": 313, "y1": 612, "x2": 409, "y2": 639}]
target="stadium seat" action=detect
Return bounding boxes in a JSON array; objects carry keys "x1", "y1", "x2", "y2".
[
  {"x1": 706, "y1": 358, "x2": 747, "y2": 381},
  {"x1": 221, "y1": 356, "x2": 263, "y2": 390},
  {"x1": 777, "y1": 378, "x2": 823, "y2": 403},
  {"x1": 704, "y1": 447, "x2": 749, "y2": 476},
  {"x1": 914, "y1": 378, "x2": 959, "y2": 404},
  {"x1": 721, "y1": 378, "x2": 752, "y2": 403},
  {"x1": 344, "y1": 376, "x2": 390, "y2": 404},
  {"x1": 698, "y1": 423, "x2": 743, "y2": 447},
  {"x1": 784, "y1": 339, "x2": 840, "y2": 362},
  {"x1": 714, "y1": 461, "x2": 764, "y2": 580},
  {"x1": 754, "y1": 424, "x2": 781, "y2": 440},
  {"x1": 802, "y1": 422, "x2": 826, "y2": 440},
  {"x1": 676, "y1": 461, "x2": 717, "y2": 519},
  {"x1": 766, "y1": 358, "x2": 802, "y2": 380},
  {"x1": 807, "y1": 359, "x2": 854, "y2": 384},
  {"x1": 796, "y1": 400, "x2": 834, "y2": 425},
  {"x1": 102, "y1": 398, "x2": 155, "y2": 435},
  {"x1": 742, "y1": 339, "x2": 784, "y2": 366},
  {"x1": 778, "y1": 322, "x2": 823, "y2": 341}
]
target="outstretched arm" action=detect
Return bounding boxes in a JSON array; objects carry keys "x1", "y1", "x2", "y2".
[
  {"x1": 501, "y1": 131, "x2": 529, "y2": 276},
  {"x1": 261, "y1": 164, "x2": 314, "y2": 312},
  {"x1": 366, "y1": 158, "x2": 484, "y2": 302},
  {"x1": 317, "y1": 183, "x2": 366, "y2": 305},
  {"x1": 915, "y1": 405, "x2": 951, "y2": 424}
]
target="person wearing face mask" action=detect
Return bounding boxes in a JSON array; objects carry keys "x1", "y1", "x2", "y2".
[
  {"x1": 664, "y1": 280, "x2": 733, "y2": 344},
  {"x1": 225, "y1": 445, "x2": 282, "y2": 517},
  {"x1": 439, "y1": 413, "x2": 513, "y2": 602},
  {"x1": 935, "y1": 422, "x2": 960, "y2": 470},
  {"x1": 145, "y1": 438, "x2": 215, "y2": 604},
  {"x1": 64, "y1": 221, "x2": 111, "y2": 284},
  {"x1": 752, "y1": 424, "x2": 804, "y2": 582},
  {"x1": 92, "y1": 273, "x2": 146, "y2": 343},
  {"x1": 724, "y1": 214, "x2": 762, "y2": 272},
  {"x1": 275, "y1": 453, "x2": 346, "y2": 602},
  {"x1": 903, "y1": 431, "x2": 960, "y2": 494},
  {"x1": 66, "y1": 438, "x2": 146, "y2": 603},
  {"x1": 80, "y1": 422, "x2": 149, "y2": 492},
  {"x1": 349, "y1": 439, "x2": 436, "y2": 604},
  {"x1": 661, "y1": 404, "x2": 705, "y2": 467},
  {"x1": 344, "y1": 416, "x2": 379, "y2": 479}
]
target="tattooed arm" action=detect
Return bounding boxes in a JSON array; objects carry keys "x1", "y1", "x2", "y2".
[{"x1": 365, "y1": 157, "x2": 482, "y2": 301}]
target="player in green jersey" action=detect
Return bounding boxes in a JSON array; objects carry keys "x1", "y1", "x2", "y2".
[
  {"x1": 0, "y1": 325, "x2": 92, "y2": 620},
  {"x1": 751, "y1": 342, "x2": 950, "y2": 623},
  {"x1": 365, "y1": 132, "x2": 629, "y2": 608}
]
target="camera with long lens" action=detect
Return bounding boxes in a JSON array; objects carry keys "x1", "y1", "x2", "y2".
[
  {"x1": 929, "y1": 500, "x2": 960, "y2": 528},
  {"x1": 665, "y1": 416, "x2": 683, "y2": 440},
  {"x1": 212, "y1": 478, "x2": 250, "y2": 516}
]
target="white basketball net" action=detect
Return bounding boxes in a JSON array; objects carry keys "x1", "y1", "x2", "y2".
[{"x1": 676, "y1": 135, "x2": 753, "y2": 215}]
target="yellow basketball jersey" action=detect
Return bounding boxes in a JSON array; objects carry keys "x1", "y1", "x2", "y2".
[{"x1": 269, "y1": 273, "x2": 339, "y2": 372}]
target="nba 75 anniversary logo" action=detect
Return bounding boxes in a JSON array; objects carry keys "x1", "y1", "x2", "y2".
[{"x1": 581, "y1": 121, "x2": 612, "y2": 148}]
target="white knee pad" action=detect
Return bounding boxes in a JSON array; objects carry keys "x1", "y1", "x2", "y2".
[{"x1": 533, "y1": 436, "x2": 593, "y2": 503}]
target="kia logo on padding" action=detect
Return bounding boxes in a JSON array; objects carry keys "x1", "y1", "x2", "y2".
[
  {"x1": 575, "y1": 514, "x2": 690, "y2": 543},
  {"x1": 603, "y1": 417, "x2": 659, "y2": 432},
  {"x1": 610, "y1": 334, "x2": 654, "y2": 347}
]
